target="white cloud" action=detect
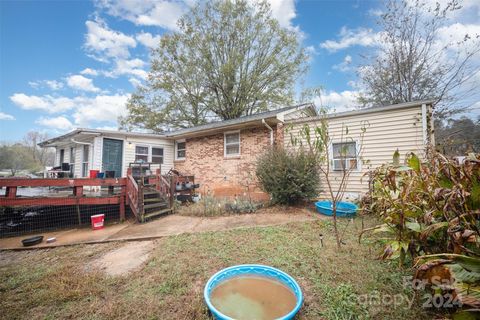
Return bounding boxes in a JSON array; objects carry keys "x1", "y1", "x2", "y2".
[
  {"x1": 0, "y1": 112, "x2": 15, "y2": 120},
  {"x1": 136, "y1": 31, "x2": 161, "y2": 48},
  {"x1": 268, "y1": 0, "x2": 296, "y2": 29},
  {"x1": 129, "y1": 77, "x2": 142, "y2": 87},
  {"x1": 333, "y1": 55, "x2": 353, "y2": 72},
  {"x1": 11, "y1": 92, "x2": 130, "y2": 127},
  {"x1": 320, "y1": 27, "x2": 382, "y2": 52},
  {"x1": 10, "y1": 93, "x2": 76, "y2": 113},
  {"x1": 105, "y1": 58, "x2": 148, "y2": 79},
  {"x1": 436, "y1": 23, "x2": 480, "y2": 58},
  {"x1": 28, "y1": 79, "x2": 64, "y2": 90},
  {"x1": 36, "y1": 116, "x2": 74, "y2": 130},
  {"x1": 66, "y1": 75, "x2": 100, "y2": 92},
  {"x1": 96, "y1": 0, "x2": 185, "y2": 31},
  {"x1": 72, "y1": 94, "x2": 130, "y2": 126},
  {"x1": 80, "y1": 68, "x2": 99, "y2": 76},
  {"x1": 84, "y1": 19, "x2": 136, "y2": 61},
  {"x1": 315, "y1": 90, "x2": 359, "y2": 113}
]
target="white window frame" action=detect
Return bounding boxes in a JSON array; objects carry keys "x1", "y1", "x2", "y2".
[
  {"x1": 151, "y1": 146, "x2": 164, "y2": 165},
  {"x1": 69, "y1": 147, "x2": 75, "y2": 177},
  {"x1": 82, "y1": 145, "x2": 89, "y2": 177},
  {"x1": 330, "y1": 141, "x2": 361, "y2": 172},
  {"x1": 175, "y1": 140, "x2": 186, "y2": 160},
  {"x1": 224, "y1": 130, "x2": 241, "y2": 157},
  {"x1": 135, "y1": 145, "x2": 149, "y2": 163}
]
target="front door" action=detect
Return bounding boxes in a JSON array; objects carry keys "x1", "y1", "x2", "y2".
[{"x1": 102, "y1": 138, "x2": 123, "y2": 177}]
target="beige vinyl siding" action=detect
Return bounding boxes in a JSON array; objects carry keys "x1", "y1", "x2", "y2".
[{"x1": 285, "y1": 105, "x2": 426, "y2": 196}]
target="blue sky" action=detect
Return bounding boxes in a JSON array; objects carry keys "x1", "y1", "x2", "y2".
[{"x1": 1, "y1": 0, "x2": 479, "y2": 142}]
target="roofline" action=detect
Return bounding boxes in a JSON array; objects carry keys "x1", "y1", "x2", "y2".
[
  {"x1": 166, "y1": 103, "x2": 315, "y2": 138},
  {"x1": 38, "y1": 128, "x2": 166, "y2": 147},
  {"x1": 286, "y1": 100, "x2": 435, "y2": 124}
]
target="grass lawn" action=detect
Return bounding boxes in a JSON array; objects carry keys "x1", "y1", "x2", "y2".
[{"x1": 0, "y1": 216, "x2": 432, "y2": 319}]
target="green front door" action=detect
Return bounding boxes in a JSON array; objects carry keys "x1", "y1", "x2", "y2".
[{"x1": 102, "y1": 138, "x2": 123, "y2": 177}]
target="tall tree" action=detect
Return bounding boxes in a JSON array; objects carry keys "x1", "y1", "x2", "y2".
[
  {"x1": 435, "y1": 117, "x2": 480, "y2": 155},
  {"x1": 120, "y1": 0, "x2": 307, "y2": 132},
  {"x1": 358, "y1": 0, "x2": 480, "y2": 117}
]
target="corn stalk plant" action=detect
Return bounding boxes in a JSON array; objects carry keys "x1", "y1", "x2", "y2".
[{"x1": 288, "y1": 108, "x2": 367, "y2": 248}]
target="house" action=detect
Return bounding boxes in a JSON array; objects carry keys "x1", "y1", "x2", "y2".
[{"x1": 39, "y1": 100, "x2": 434, "y2": 200}]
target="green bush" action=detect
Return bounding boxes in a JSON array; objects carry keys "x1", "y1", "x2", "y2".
[{"x1": 256, "y1": 147, "x2": 320, "y2": 204}]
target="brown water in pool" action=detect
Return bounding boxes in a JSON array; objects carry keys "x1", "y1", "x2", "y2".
[{"x1": 210, "y1": 275, "x2": 297, "y2": 320}]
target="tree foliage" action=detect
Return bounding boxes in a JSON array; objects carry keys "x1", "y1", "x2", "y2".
[
  {"x1": 358, "y1": 0, "x2": 480, "y2": 117},
  {"x1": 0, "y1": 131, "x2": 54, "y2": 176},
  {"x1": 120, "y1": 0, "x2": 307, "y2": 132},
  {"x1": 435, "y1": 116, "x2": 480, "y2": 155}
]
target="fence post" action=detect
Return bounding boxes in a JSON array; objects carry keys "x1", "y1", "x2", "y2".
[{"x1": 120, "y1": 185, "x2": 126, "y2": 221}]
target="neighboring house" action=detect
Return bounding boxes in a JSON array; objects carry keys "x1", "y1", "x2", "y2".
[{"x1": 39, "y1": 100, "x2": 434, "y2": 200}]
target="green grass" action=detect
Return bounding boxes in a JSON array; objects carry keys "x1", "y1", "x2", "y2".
[{"x1": 0, "y1": 217, "x2": 432, "y2": 319}]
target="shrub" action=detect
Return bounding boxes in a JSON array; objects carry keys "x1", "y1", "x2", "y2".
[{"x1": 256, "y1": 147, "x2": 320, "y2": 205}]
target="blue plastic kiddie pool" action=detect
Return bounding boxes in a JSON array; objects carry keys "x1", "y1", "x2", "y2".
[
  {"x1": 204, "y1": 264, "x2": 303, "y2": 320},
  {"x1": 315, "y1": 201, "x2": 358, "y2": 217}
]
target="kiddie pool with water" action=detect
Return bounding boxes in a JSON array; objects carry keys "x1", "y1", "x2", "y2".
[
  {"x1": 204, "y1": 264, "x2": 303, "y2": 320},
  {"x1": 315, "y1": 201, "x2": 358, "y2": 217}
]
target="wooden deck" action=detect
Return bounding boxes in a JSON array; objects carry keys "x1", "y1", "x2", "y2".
[{"x1": 0, "y1": 177, "x2": 127, "y2": 220}]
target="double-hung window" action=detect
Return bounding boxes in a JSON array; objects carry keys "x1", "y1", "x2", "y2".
[
  {"x1": 151, "y1": 147, "x2": 164, "y2": 164},
  {"x1": 135, "y1": 146, "x2": 149, "y2": 163},
  {"x1": 332, "y1": 142, "x2": 358, "y2": 171},
  {"x1": 224, "y1": 131, "x2": 240, "y2": 157},
  {"x1": 176, "y1": 141, "x2": 186, "y2": 160}
]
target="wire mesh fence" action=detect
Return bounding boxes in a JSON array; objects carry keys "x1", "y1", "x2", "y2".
[{"x1": 0, "y1": 203, "x2": 131, "y2": 238}]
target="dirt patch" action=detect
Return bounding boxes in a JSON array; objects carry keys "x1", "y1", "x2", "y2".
[{"x1": 87, "y1": 240, "x2": 155, "y2": 276}]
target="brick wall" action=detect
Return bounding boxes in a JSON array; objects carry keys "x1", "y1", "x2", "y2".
[{"x1": 174, "y1": 125, "x2": 282, "y2": 201}]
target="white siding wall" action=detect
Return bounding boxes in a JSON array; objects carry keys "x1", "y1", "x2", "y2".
[
  {"x1": 51, "y1": 135, "x2": 175, "y2": 178},
  {"x1": 285, "y1": 105, "x2": 426, "y2": 197},
  {"x1": 124, "y1": 136, "x2": 175, "y2": 176}
]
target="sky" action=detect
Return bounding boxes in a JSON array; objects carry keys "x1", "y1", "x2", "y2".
[{"x1": 1, "y1": 0, "x2": 479, "y2": 142}]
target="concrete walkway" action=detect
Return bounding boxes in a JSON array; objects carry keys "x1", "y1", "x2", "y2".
[{"x1": 0, "y1": 210, "x2": 318, "y2": 250}]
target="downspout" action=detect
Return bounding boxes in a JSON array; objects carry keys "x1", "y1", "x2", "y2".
[{"x1": 262, "y1": 119, "x2": 274, "y2": 146}]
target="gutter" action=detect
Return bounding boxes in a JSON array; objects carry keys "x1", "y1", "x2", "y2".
[{"x1": 262, "y1": 119, "x2": 274, "y2": 145}]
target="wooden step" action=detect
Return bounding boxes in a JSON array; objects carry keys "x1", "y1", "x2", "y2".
[
  {"x1": 143, "y1": 190, "x2": 159, "y2": 196},
  {"x1": 144, "y1": 202, "x2": 167, "y2": 210},
  {"x1": 144, "y1": 208, "x2": 173, "y2": 220},
  {"x1": 143, "y1": 197, "x2": 163, "y2": 203}
]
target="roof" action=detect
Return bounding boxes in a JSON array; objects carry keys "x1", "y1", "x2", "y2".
[
  {"x1": 38, "y1": 100, "x2": 432, "y2": 146},
  {"x1": 38, "y1": 103, "x2": 315, "y2": 146},
  {"x1": 287, "y1": 100, "x2": 435, "y2": 123},
  {"x1": 166, "y1": 103, "x2": 316, "y2": 138},
  {"x1": 38, "y1": 128, "x2": 166, "y2": 147}
]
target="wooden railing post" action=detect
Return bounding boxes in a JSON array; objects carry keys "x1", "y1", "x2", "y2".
[
  {"x1": 119, "y1": 185, "x2": 126, "y2": 221},
  {"x1": 6, "y1": 186, "x2": 17, "y2": 199}
]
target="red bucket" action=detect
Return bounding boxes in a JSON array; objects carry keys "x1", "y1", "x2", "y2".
[
  {"x1": 91, "y1": 214, "x2": 105, "y2": 230},
  {"x1": 89, "y1": 170, "x2": 99, "y2": 178}
]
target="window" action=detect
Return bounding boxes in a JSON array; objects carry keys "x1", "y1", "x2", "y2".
[
  {"x1": 152, "y1": 147, "x2": 164, "y2": 164},
  {"x1": 224, "y1": 131, "x2": 240, "y2": 157},
  {"x1": 82, "y1": 145, "x2": 89, "y2": 177},
  {"x1": 59, "y1": 149, "x2": 65, "y2": 165},
  {"x1": 69, "y1": 147, "x2": 75, "y2": 177},
  {"x1": 176, "y1": 140, "x2": 186, "y2": 160},
  {"x1": 332, "y1": 142, "x2": 358, "y2": 171},
  {"x1": 135, "y1": 146, "x2": 149, "y2": 163}
]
